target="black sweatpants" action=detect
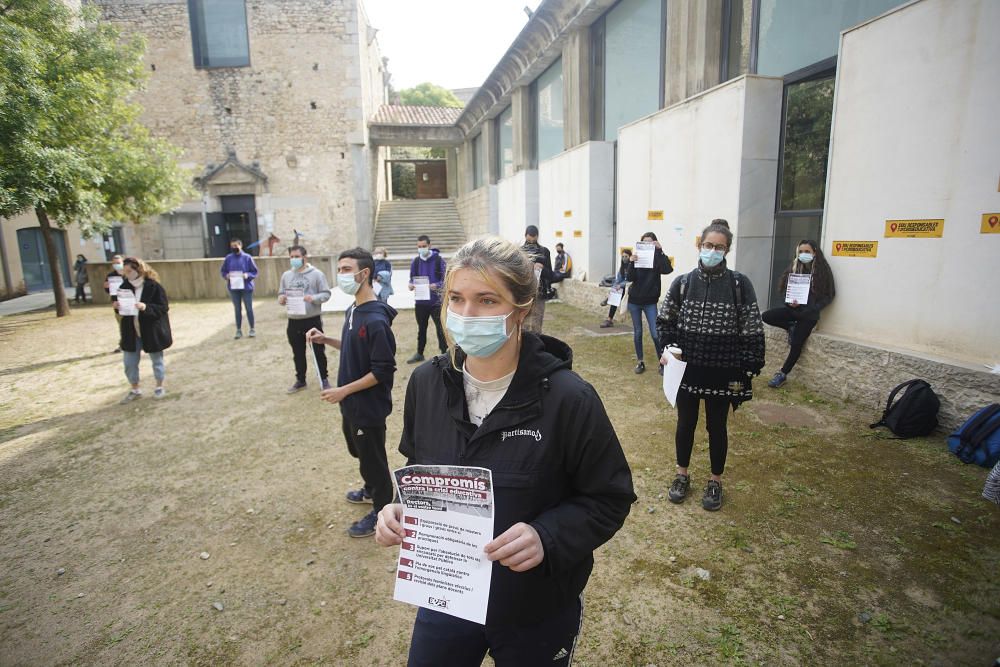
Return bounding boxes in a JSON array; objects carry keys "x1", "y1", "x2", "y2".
[
  {"x1": 675, "y1": 389, "x2": 731, "y2": 476},
  {"x1": 286, "y1": 315, "x2": 328, "y2": 383},
  {"x1": 407, "y1": 596, "x2": 583, "y2": 667},
  {"x1": 414, "y1": 303, "x2": 447, "y2": 355},
  {"x1": 761, "y1": 307, "x2": 818, "y2": 374},
  {"x1": 341, "y1": 417, "x2": 393, "y2": 512}
]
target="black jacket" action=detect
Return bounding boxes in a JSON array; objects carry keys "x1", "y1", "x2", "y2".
[
  {"x1": 399, "y1": 333, "x2": 635, "y2": 624},
  {"x1": 118, "y1": 279, "x2": 172, "y2": 353},
  {"x1": 337, "y1": 300, "x2": 397, "y2": 427},
  {"x1": 521, "y1": 242, "x2": 553, "y2": 292},
  {"x1": 626, "y1": 247, "x2": 673, "y2": 305}
]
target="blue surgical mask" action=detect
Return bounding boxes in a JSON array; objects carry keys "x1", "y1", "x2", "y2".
[
  {"x1": 418, "y1": 247, "x2": 430, "y2": 259},
  {"x1": 699, "y1": 249, "x2": 725, "y2": 268},
  {"x1": 290, "y1": 257, "x2": 304, "y2": 269},
  {"x1": 798, "y1": 252, "x2": 814, "y2": 264},
  {"x1": 446, "y1": 309, "x2": 514, "y2": 358},
  {"x1": 338, "y1": 271, "x2": 363, "y2": 295}
]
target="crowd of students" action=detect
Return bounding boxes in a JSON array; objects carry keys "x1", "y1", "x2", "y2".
[{"x1": 94, "y1": 222, "x2": 832, "y2": 666}]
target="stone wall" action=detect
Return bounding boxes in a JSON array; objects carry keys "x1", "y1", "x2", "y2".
[
  {"x1": 94, "y1": 0, "x2": 385, "y2": 258},
  {"x1": 455, "y1": 187, "x2": 494, "y2": 240}
]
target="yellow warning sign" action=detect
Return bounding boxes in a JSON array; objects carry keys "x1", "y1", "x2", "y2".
[
  {"x1": 554, "y1": 230, "x2": 564, "y2": 238},
  {"x1": 884, "y1": 219, "x2": 944, "y2": 238},
  {"x1": 573, "y1": 230, "x2": 583, "y2": 238},
  {"x1": 647, "y1": 210, "x2": 664, "y2": 220},
  {"x1": 982, "y1": 213, "x2": 1000, "y2": 234},
  {"x1": 832, "y1": 241, "x2": 878, "y2": 258},
  {"x1": 563, "y1": 210, "x2": 572, "y2": 218}
]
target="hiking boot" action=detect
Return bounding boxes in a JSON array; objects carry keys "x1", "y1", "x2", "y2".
[
  {"x1": 406, "y1": 353, "x2": 425, "y2": 364},
  {"x1": 248, "y1": 328, "x2": 256, "y2": 338},
  {"x1": 600, "y1": 318, "x2": 614, "y2": 328},
  {"x1": 345, "y1": 488, "x2": 373, "y2": 504},
  {"x1": 234, "y1": 330, "x2": 243, "y2": 340},
  {"x1": 600, "y1": 298, "x2": 608, "y2": 307},
  {"x1": 668, "y1": 474, "x2": 690, "y2": 504},
  {"x1": 634, "y1": 361, "x2": 646, "y2": 374},
  {"x1": 348, "y1": 510, "x2": 378, "y2": 538},
  {"x1": 321, "y1": 378, "x2": 331, "y2": 391},
  {"x1": 702, "y1": 480, "x2": 723, "y2": 511},
  {"x1": 119, "y1": 389, "x2": 142, "y2": 404},
  {"x1": 287, "y1": 381, "x2": 307, "y2": 394},
  {"x1": 768, "y1": 371, "x2": 787, "y2": 388}
]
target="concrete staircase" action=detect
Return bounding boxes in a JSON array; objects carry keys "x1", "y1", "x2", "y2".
[{"x1": 373, "y1": 199, "x2": 466, "y2": 257}]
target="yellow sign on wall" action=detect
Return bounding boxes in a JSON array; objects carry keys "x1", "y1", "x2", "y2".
[
  {"x1": 884, "y1": 219, "x2": 944, "y2": 238},
  {"x1": 648, "y1": 210, "x2": 664, "y2": 220},
  {"x1": 554, "y1": 230, "x2": 564, "y2": 238},
  {"x1": 563, "y1": 210, "x2": 572, "y2": 218},
  {"x1": 982, "y1": 213, "x2": 1000, "y2": 234},
  {"x1": 832, "y1": 241, "x2": 878, "y2": 257},
  {"x1": 573, "y1": 230, "x2": 583, "y2": 238}
]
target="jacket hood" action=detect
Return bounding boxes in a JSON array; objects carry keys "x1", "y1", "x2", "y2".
[{"x1": 353, "y1": 298, "x2": 397, "y2": 323}]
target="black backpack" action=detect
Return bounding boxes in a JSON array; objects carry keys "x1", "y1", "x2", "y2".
[{"x1": 869, "y1": 379, "x2": 940, "y2": 438}]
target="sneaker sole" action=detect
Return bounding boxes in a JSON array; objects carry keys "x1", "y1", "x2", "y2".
[
  {"x1": 346, "y1": 497, "x2": 373, "y2": 505},
  {"x1": 347, "y1": 529, "x2": 375, "y2": 538},
  {"x1": 668, "y1": 495, "x2": 686, "y2": 504},
  {"x1": 702, "y1": 502, "x2": 723, "y2": 511}
]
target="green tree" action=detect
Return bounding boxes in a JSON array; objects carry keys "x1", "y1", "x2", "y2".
[
  {"x1": 0, "y1": 0, "x2": 189, "y2": 316},
  {"x1": 398, "y1": 82, "x2": 463, "y2": 109}
]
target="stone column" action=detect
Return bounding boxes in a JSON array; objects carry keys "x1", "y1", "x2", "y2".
[
  {"x1": 446, "y1": 146, "x2": 459, "y2": 199},
  {"x1": 665, "y1": 0, "x2": 724, "y2": 106},
  {"x1": 482, "y1": 119, "x2": 499, "y2": 185},
  {"x1": 562, "y1": 28, "x2": 592, "y2": 149},
  {"x1": 511, "y1": 86, "x2": 534, "y2": 172}
]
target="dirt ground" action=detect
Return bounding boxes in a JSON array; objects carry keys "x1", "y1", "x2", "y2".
[{"x1": 1, "y1": 299, "x2": 998, "y2": 666}]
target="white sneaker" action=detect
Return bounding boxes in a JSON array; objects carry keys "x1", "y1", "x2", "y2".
[
  {"x1": 120, "y1": 389, "x2": 142, "y2": 404},
  {"x1": 153, "y1": 387, "x2": 166, "y2": 399}
]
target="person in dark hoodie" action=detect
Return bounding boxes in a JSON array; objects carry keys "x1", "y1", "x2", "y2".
[
  {"x1": 520, "y1": 225, "x2": 552, "y2": 333},
  {"x1": 375, "y1": 236, "x2": 635, "y2": 666},
  {"x1": 114, "y1": 257, "x2": 172, "y2": 403},
  {"x1": 626, "y1": 231, "x2": 673, "y2": 374},
  {"x1": 407, "y1": 235, "x2": 447, "y2": 364},
  {"x1": 307, "y1": 247, "x2": 397, "y2": 538}
]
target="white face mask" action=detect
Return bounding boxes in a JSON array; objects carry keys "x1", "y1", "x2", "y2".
[
  {"x1": 338, "y1": 270, "x2": 365, "y2": 295},
  {"x1": 374, "y1": 253, "x2": 385, "y2": 260},
  {"x1": 446, "y1": 309, "x2": 514, "y2": 357},
  {"x1": 417, "y1": 247, "x2": 430, "y2": 259}
]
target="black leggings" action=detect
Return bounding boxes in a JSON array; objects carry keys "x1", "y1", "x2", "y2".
[
  {"x1": 761, "y1": 307, "x2": 818, "y2": 374},
  {"x1": 675, "y1": 389, "x2": 730, "y2": 476}
]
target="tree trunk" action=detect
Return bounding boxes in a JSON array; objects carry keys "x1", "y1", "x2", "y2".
[{"x1": 35, "y1": 207, "x2": 71, "y2": 317}]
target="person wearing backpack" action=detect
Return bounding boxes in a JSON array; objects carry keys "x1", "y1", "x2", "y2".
[
  {"x1": 407, "y1": 235, "x2": 447, "y2": 364},
  {"x1": 762, "y1": 240, "x2": 835, "y2": 388},
  {"x1": 656, "y1": 221, "x2": 765, "y2": 511}
]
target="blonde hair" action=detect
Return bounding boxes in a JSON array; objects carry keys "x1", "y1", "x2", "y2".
[
  {"x1": 373, "y1": 246, "x2": 388, "y2": 257},
  {"x1": 440, "y1": 236, "x2": 537, "y2": 363},
  {"x1": 123, "y1": 256, "x2": 160, "y2": 283}
]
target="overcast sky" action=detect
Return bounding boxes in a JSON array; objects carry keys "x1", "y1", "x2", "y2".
[{"x1": 362, "y1": 0, "x2": 541, "y2": 92}]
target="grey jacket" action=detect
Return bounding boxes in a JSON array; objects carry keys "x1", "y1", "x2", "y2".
[{"x1": 278, "y1": 265, "x2": 332, "y2": 319}]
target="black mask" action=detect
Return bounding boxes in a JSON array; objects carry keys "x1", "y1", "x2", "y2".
[{"x1": 232, "y1": 247, "x2": 241, "y2": 254}]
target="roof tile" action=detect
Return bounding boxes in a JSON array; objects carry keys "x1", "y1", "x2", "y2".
[{"x1": 370, "y1": 104, "x2": 463, "y2": 127}]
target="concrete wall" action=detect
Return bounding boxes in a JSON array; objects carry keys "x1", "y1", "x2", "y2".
[
  {"x1": 537, "y1": 141, "x2": 615, "y2": 282},
  {"x1": 821, "y1": 0, "x2": 1000, "y2": 364},
  {"x1": 94, "y1": 0, "x2": 385, "y2": 258},
  {"x1": 455, "y1": 186, "x2": 498, "y2": 240},
  {"x1": 497, "y1": 170, "x2": 539, "y2": 244},
  {"x1": 617, "y1": 75, "x2": 783, "y2": 296}
]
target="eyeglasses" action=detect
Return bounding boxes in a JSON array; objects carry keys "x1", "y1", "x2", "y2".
[{"x1": 700, "y1": 242, "x2": 728, "y2": 252}]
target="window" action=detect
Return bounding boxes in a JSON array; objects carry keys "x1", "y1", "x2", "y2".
[
  {"x1": 496, "y1": 106, "x2": 514, "y2": 179},
  {"x1": 755, "y1": 0, "x2": 903, "y2": 76},
  {"x1": 471, "y1": 133, "x2": 484, "y2": 190},
  {"x1": 188, "y1": 0, "x2": 251, "y2": 68},
  {"x1": 778, "y1": 75, "x2": 834, "y2": 212},
  {"x1": 595, "y1": 0, "x2": 664, "y2": 141},
  {"x1": 720, "y1": 0, "x2": 746, "y2": 82},
  {"x1": 533, "y1": 59, "x2": 564, "y2": 163}
]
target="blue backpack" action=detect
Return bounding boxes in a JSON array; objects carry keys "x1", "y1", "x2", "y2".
[{"x1": 947, "y1": 404, "x2": 1000, "y2": 468}]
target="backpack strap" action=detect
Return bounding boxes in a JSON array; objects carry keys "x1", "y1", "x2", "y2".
[
  {"x1": 870, "y1": 379, "x2": 923, "y2": 429},
  {"x1": 729, "y1": 270, "x2": 745, "y2": 334},
  {"x1": 965, "y1": 404, "x2": 1000, "y2": 450}
]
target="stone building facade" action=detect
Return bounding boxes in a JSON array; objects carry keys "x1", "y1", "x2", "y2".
[{"x1": 91, "y1": 0, "x2": 389, "y2": 259}]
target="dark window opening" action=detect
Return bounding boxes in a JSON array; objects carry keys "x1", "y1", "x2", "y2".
[{"x1": 188, "y1": 0, "x2": 251, "y2": 69}]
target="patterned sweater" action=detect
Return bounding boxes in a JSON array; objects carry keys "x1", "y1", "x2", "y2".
[{"x1": 656, "y1": 262, "x2": 765, "y2": 404}]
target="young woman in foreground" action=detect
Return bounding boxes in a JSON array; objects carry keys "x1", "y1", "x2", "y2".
[{"x1": 376, "y1": 236, "x2": 635, "y2": 666}]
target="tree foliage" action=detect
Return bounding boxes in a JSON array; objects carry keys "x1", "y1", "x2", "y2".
[
  {"x1": 0, "y1": 0, "x2": 190, "y2": 235},
  {"x1": 398, "y1": 82, "x2": 463, "y2": 109}
]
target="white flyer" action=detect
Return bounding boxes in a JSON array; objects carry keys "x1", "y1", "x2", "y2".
[
  {"x1": 373, "y1": 281, "x2": 383, "y2": 296},
  {"x1": 285, "y1": 288, "x2": 307, "y2": 316},
  {"x1": 392, "y1": 465, "x2": 495, "y2": 625},
  {"x1": 107, "y1": 276, "x2": 123, "y2": 296},
  {"x1": 413, "y1": 276, "x2": 431, "y2": 302},
  {"x1": 607, "y1": 286, "x2": 624, "y2": 307},
  {"x1": 116, "y1": 290, "x2": 137, "y2": 316},
  {"x1": 228, "y1": 271, "x2": 245, "y2": 290},
  {"x1": 661, "y1": 347, "x2": 687, "y2": 408},
  {"x1": 785, "y1": 273, "x2": 811, "y2": 305},
  {"x1": 635, "y1": 242, "x2": 655, "y2": 269}
]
